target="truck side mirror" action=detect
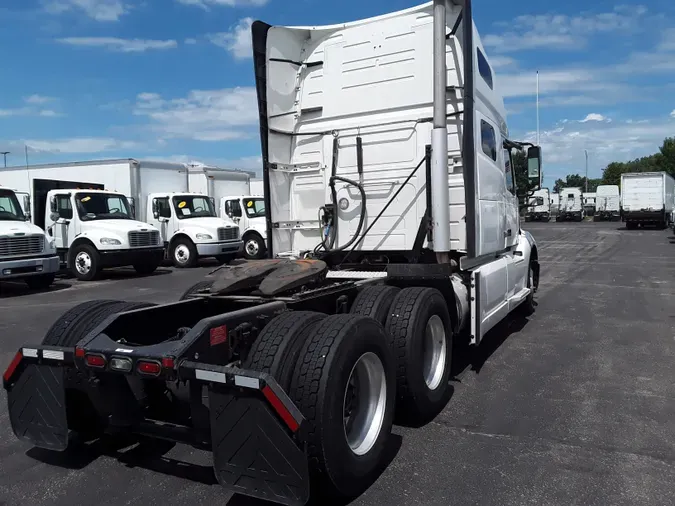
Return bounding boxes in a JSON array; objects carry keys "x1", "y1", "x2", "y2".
[
  {"x1": 152, "y1": 199, "x2": 159, "y2": 220},
  {"x1": 128, "y1": 197, "x2": 136, "y2": 219},
  {"x1": 49, "y1": 212, "x2": 60, "y2": 222},
  {"x1": 23, "y1": 194, "x2": 31, "y2": 221},
  {"x1": 527, "y1": 146, "x2": 542, "y2": 191},
  {"x1": 49, "y1": 196, "x2": 57, "y2": 213}
]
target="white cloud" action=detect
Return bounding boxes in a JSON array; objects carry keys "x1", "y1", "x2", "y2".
[
  {"x1": 133, "y1": 87, "x2": 259, "y2": 142},
  {"x1": 6, "y1": 137, "x2": 139, "y2": 155},
  {"x1": 176, "y1": 0, "x2": 267, "y2": 9},
  {"x1": 57, "y1": 37, "x2": 178, "y2": 52},
  {"x1": 487, "y1": 55, "x2": 517, "y2": 69},
  {"x1": 670, "y1": 110, "x2": 675, "y2": 118},
  {"x1": 519, "y1": 113, "x2": 675, "y2": 177},
  {"x1": 42, "y1": 0, "x2": 129, "y2": 22},
  {"x1": 485, "y1": 6, "x2": 649, "y2": 53},
  {"x1": 184, "y1": 38, "x2": 197, "y2": 45},
  {"x1": 207, "y1": 18, "x2": 253, "y2": 59},
  {"x1": 38, "y1": 110, "x2": 62, "y2": 117},
  {"x1": 24, "y1": 94, "x2": 55, "y2": 105},
  {"x1": 579, "y1": 113, "x2": 608, "y2": 123}
]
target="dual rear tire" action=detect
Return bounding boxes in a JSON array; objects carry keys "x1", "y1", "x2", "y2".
[{"x1": 244, "y1": 284, "x2": 454, "y2": 499}]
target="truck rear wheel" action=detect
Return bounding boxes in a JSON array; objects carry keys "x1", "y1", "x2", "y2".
[
  {"x1": 69, "y1": 243, "x2": 101, "y2": 281},
  {"x1": 289, "y1": 314, "x2": 395, "y2": 500},
  {"x1": 171, "y1": 238, "x2": 198, "y2": 268},
  {"x1": 42, "y1": 300, "x2": 156, "y2": 439},
  {"x1": 385, "y1": 287, "x2": 453, "y2": 425},
  {"x1": 350, "y1": 284, "x2": 400, "y2": 326},
  {"x1": 244, "y1": 311, "x2": 326, "y2": 391},
  {"x1": 179, "y1": 280, "x2": 214, "y2": 300}
]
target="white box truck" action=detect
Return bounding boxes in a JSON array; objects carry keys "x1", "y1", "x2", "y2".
[
  {"x1": 0, "y1": 185, "x2": 60, "y2": 288},
  {"x1": 556, "y1": 187, "x2": 584, "y2": 221},
  {"x1": 250, "y1": 178, "x2": 264, "y2": 195},
  {"x1": 188, "y1": 166, "x2": 267, "y2": 259},
  {"x1": 621, "y1": 171, "x2": 674, "y2": 229},
  {"x1": 594, "y1": 184, "x2": 620, "y2": 221},
  {"x1": 0, "y1": 160, "x2": 166, "y2": 280},
  {"x1": 526, "y1": 188, "x2": 551, "y2": 221},
  {"x1": 3, "y1": 2, "x2": 544, "y2": 504}
]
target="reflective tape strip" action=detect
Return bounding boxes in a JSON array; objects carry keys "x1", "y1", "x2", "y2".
[
  {"x1": 195, "y1": 369, "x2": 227, "y2": 384},
  {"x1": 22, "y1": 348, "x2": 38, "y2": 358},
  {"x1": 234, "y1": 375, "x2": 260, "y2": 390},
  {"x1": 325, "y1": 270, "x2": 387, "y2": 279},
  {"x1": 42, "y1": 350, "x2": 64, "y2": 361}
]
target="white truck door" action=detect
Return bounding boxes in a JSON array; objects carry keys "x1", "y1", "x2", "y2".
[
  {"x1": 475, "y1": 115, "x2": 505, "y2": 256},
  {"x1": 224, "y1": 199, "x2": 244, "y2": 228},
  {"x1": 46, "y1": 193, "x2": 74, "y2": 249},
  {"x1": 503, "y1": 148, "x2": 519, "y2": 249},
  {"x1": 149, "y1": 196, "x2": 172, "y2": 244}
]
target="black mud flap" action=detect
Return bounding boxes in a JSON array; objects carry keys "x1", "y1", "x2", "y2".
[
  {"x1": 8, "y1": 364, "x2": 69, "y2": 451},
  {"x1": 531, "y1": 259, "x2": 540, "y2": 292},
  {"x1": 209, "y1": 386, "x2": 310, "y2": 506}
]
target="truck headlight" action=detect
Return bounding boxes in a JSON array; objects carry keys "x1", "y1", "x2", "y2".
[
  {"x1": 196, "y1": 233, "x2": 212, "y2": 240},
  {"x1": 100, "y1": 237, "x2": 122, "y2": 245}
]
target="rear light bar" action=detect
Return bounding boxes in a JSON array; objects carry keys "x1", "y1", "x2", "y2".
[{"x1": 85, "y1": 354, "x2": 106, "y2": 368}]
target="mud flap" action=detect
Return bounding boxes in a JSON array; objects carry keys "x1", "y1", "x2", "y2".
[
  {"x1": 209, "y1": 386, "x2": 310, "y2": 506},
  {"x1": 531, "y1": 259, "x2": 540, "y2": 292},
  {"x1": 8, "y1": 364, "x2": 69, "y2": 451}
]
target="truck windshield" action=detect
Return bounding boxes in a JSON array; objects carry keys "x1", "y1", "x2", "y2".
[
  {"x1": 75, "y1": 193, "x2": 133, "y2": 221},
  {"x1": 0, "y1": 189, "x2": 25, "y2": 221},
  {"x1": 172, "y1": 196, "x2": 216, "y2": 219},
  {"x1": 243, "y1": 198, "x2": 265, "y2": 218}
]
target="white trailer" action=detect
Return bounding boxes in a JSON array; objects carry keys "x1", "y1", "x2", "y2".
[
  {"x1": 594, "y1": 184, "x2": 620, "y2": 221},
  {"x1": 250, "y1": 178, "x2": 264, "y2": 195},
  {"x1": 2, "y1": 2, "x2": 544, "y2": 504},
  {"x1": 621, "y1": 171, "x2": 674, "y2": 229},
  {"x1": 0, "y1": 185, "x2": 60, "y2": 288},
  {"x1": 526, "y1": 188, "x2": 551, "y2": 221},
  {"x1": 556, "y1": 187, "x2": 584, "y2": 221}
]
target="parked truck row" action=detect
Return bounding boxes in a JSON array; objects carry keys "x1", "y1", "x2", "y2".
[
  {"x1": 526, "y1": 173, "x2": 673, "y2": 228},
  {"x1": 0, "y1": 161, "x2": 267, "y2": 284}
]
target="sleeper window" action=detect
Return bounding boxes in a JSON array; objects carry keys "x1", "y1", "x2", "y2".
[{"x1": 481, "y1": 120, "x2": 497, "y2": 161}]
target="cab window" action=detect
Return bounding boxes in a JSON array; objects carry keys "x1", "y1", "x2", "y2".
[
  {"x1": 56, "y1": 195, "x2": 73, "y2": 220},
  {"x1": 481, "y1": 120, "x2": 497, "y2": 161},
  {"x1": 503, "y1": 148, "x2": 515, "y2": 195}
]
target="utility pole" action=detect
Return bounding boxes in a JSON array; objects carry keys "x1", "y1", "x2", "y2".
[
  {"x1": 536, "y1": 71, "x2": 540, "y2": 146},
  {"x1": 584, "y1": 149, "x2": 589, "y2": 193},
  {"x1": 0, "y1": 151, "x2": 8, "y2": 167}
]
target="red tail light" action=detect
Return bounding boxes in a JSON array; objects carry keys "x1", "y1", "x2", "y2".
[
  {"x1": 85, "y1": 354, "x2": 106, "y2": 368},
  {"x1": 75, "y1": 347, "x2": 85, "y2": 358},
  {"x1": 137, "y1": 360, "x2": 161, "y2": 376},
  {"x1": 3, "y1": 351, "x2": 23, "y2": 382},
  {"x1": 161, "y1": 357, "x2": 175, "y2": 369}
]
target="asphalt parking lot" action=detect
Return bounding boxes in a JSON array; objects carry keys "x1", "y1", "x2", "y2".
[{"x1": 1, "y1": 221, "x2": 674, "y2": 506}]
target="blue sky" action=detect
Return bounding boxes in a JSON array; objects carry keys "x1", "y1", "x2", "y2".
[{"x1": 1, "y1": 0, "x2": 675, "y2": 189}]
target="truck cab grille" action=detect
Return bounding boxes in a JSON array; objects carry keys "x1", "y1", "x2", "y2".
[
  {"x1": 128, "y1": 230, "x2": 160, "y2": 248},
  {"x1": 218, "y1": 227, "x2": 239, "y2": 241},
  {"x1": 0, "y1": 235, "x2": 44, "y2": 258}
]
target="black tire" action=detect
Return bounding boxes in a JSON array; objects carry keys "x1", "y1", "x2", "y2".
[
  {"x1": 69, "y1": 243, "x2": 101, "y2": 281},
  {"x1": 350, "y1": 285, "x2": 400, "y2": 326},
  {"x1": 516, "y1": 263, "x2": 536, "y2": 317},
  {"x1": 179, "y1": 280, "x2": 214, "y2": 300},
  {"x1": 626, "y1": 221, "x2": 637, "y2": 230},
  {"x1": 25, "y1": 273, "x2": 56, "y2": 290},
  {"x1": 244, "y1": 311, "x2": 326, "y2": 391},
  {"x1": 385, "y1": 287, "x2": 453, "y2": 424},
  {"x1": 289, "y1": 314, "x2": 395, "y2": 500},
  {"x1": 243, "y1": 232, "x2": 266, "y2": 260},
  {"x1": 170, "y1": 237, "x2": 198, "y2": 268},
  {"x1": 42, "y1": 300, "x2": 156, "y2": 438}
]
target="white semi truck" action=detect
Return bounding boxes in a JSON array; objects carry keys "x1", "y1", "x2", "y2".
[
  {"x1": 526, "y1": 188, "x2": 551, "y2": 221},
  {"x1": 0, "y1": 186, "x2": 60, "y2": 288},
  {"x1": 594, "y1": 184, "x2": 620, "y2": 221},
  {"x1": 4, "y1": 2, "x2": 543, "y2": 505},
  {"x1": 556, "y1": 187, "x2": 584, "y2": 221},
  {"x1": 620, "y1": 171, "x2": 674, "y2": 229},
  {"x1": 188, "y1": 166, "x2": 268, "y2": 259}
]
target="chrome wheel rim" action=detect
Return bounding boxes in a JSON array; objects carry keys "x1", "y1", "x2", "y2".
[
  {"x1": 75, "y1": 252, "x2": 92, "y2": 275},
  {"x1": 343, "y1": 352, "x2": 387, "y2": 456},
  {"x1": 245, "y1": 239, "x2": 259, "y2": 257},
  {"x1": 423, "y1": 315, "x2": 447, "y2": 390},
  {"x1": 174, "y1": 244, "x2": 190, "y2": 264}
]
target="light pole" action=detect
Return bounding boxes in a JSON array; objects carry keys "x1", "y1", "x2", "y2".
[
  {"x1": 0, "y1": 151, "x2": 8, "y2": 167},
  {"x1": 584, "y1": 149, "x2": 589, "y2": 193}
]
